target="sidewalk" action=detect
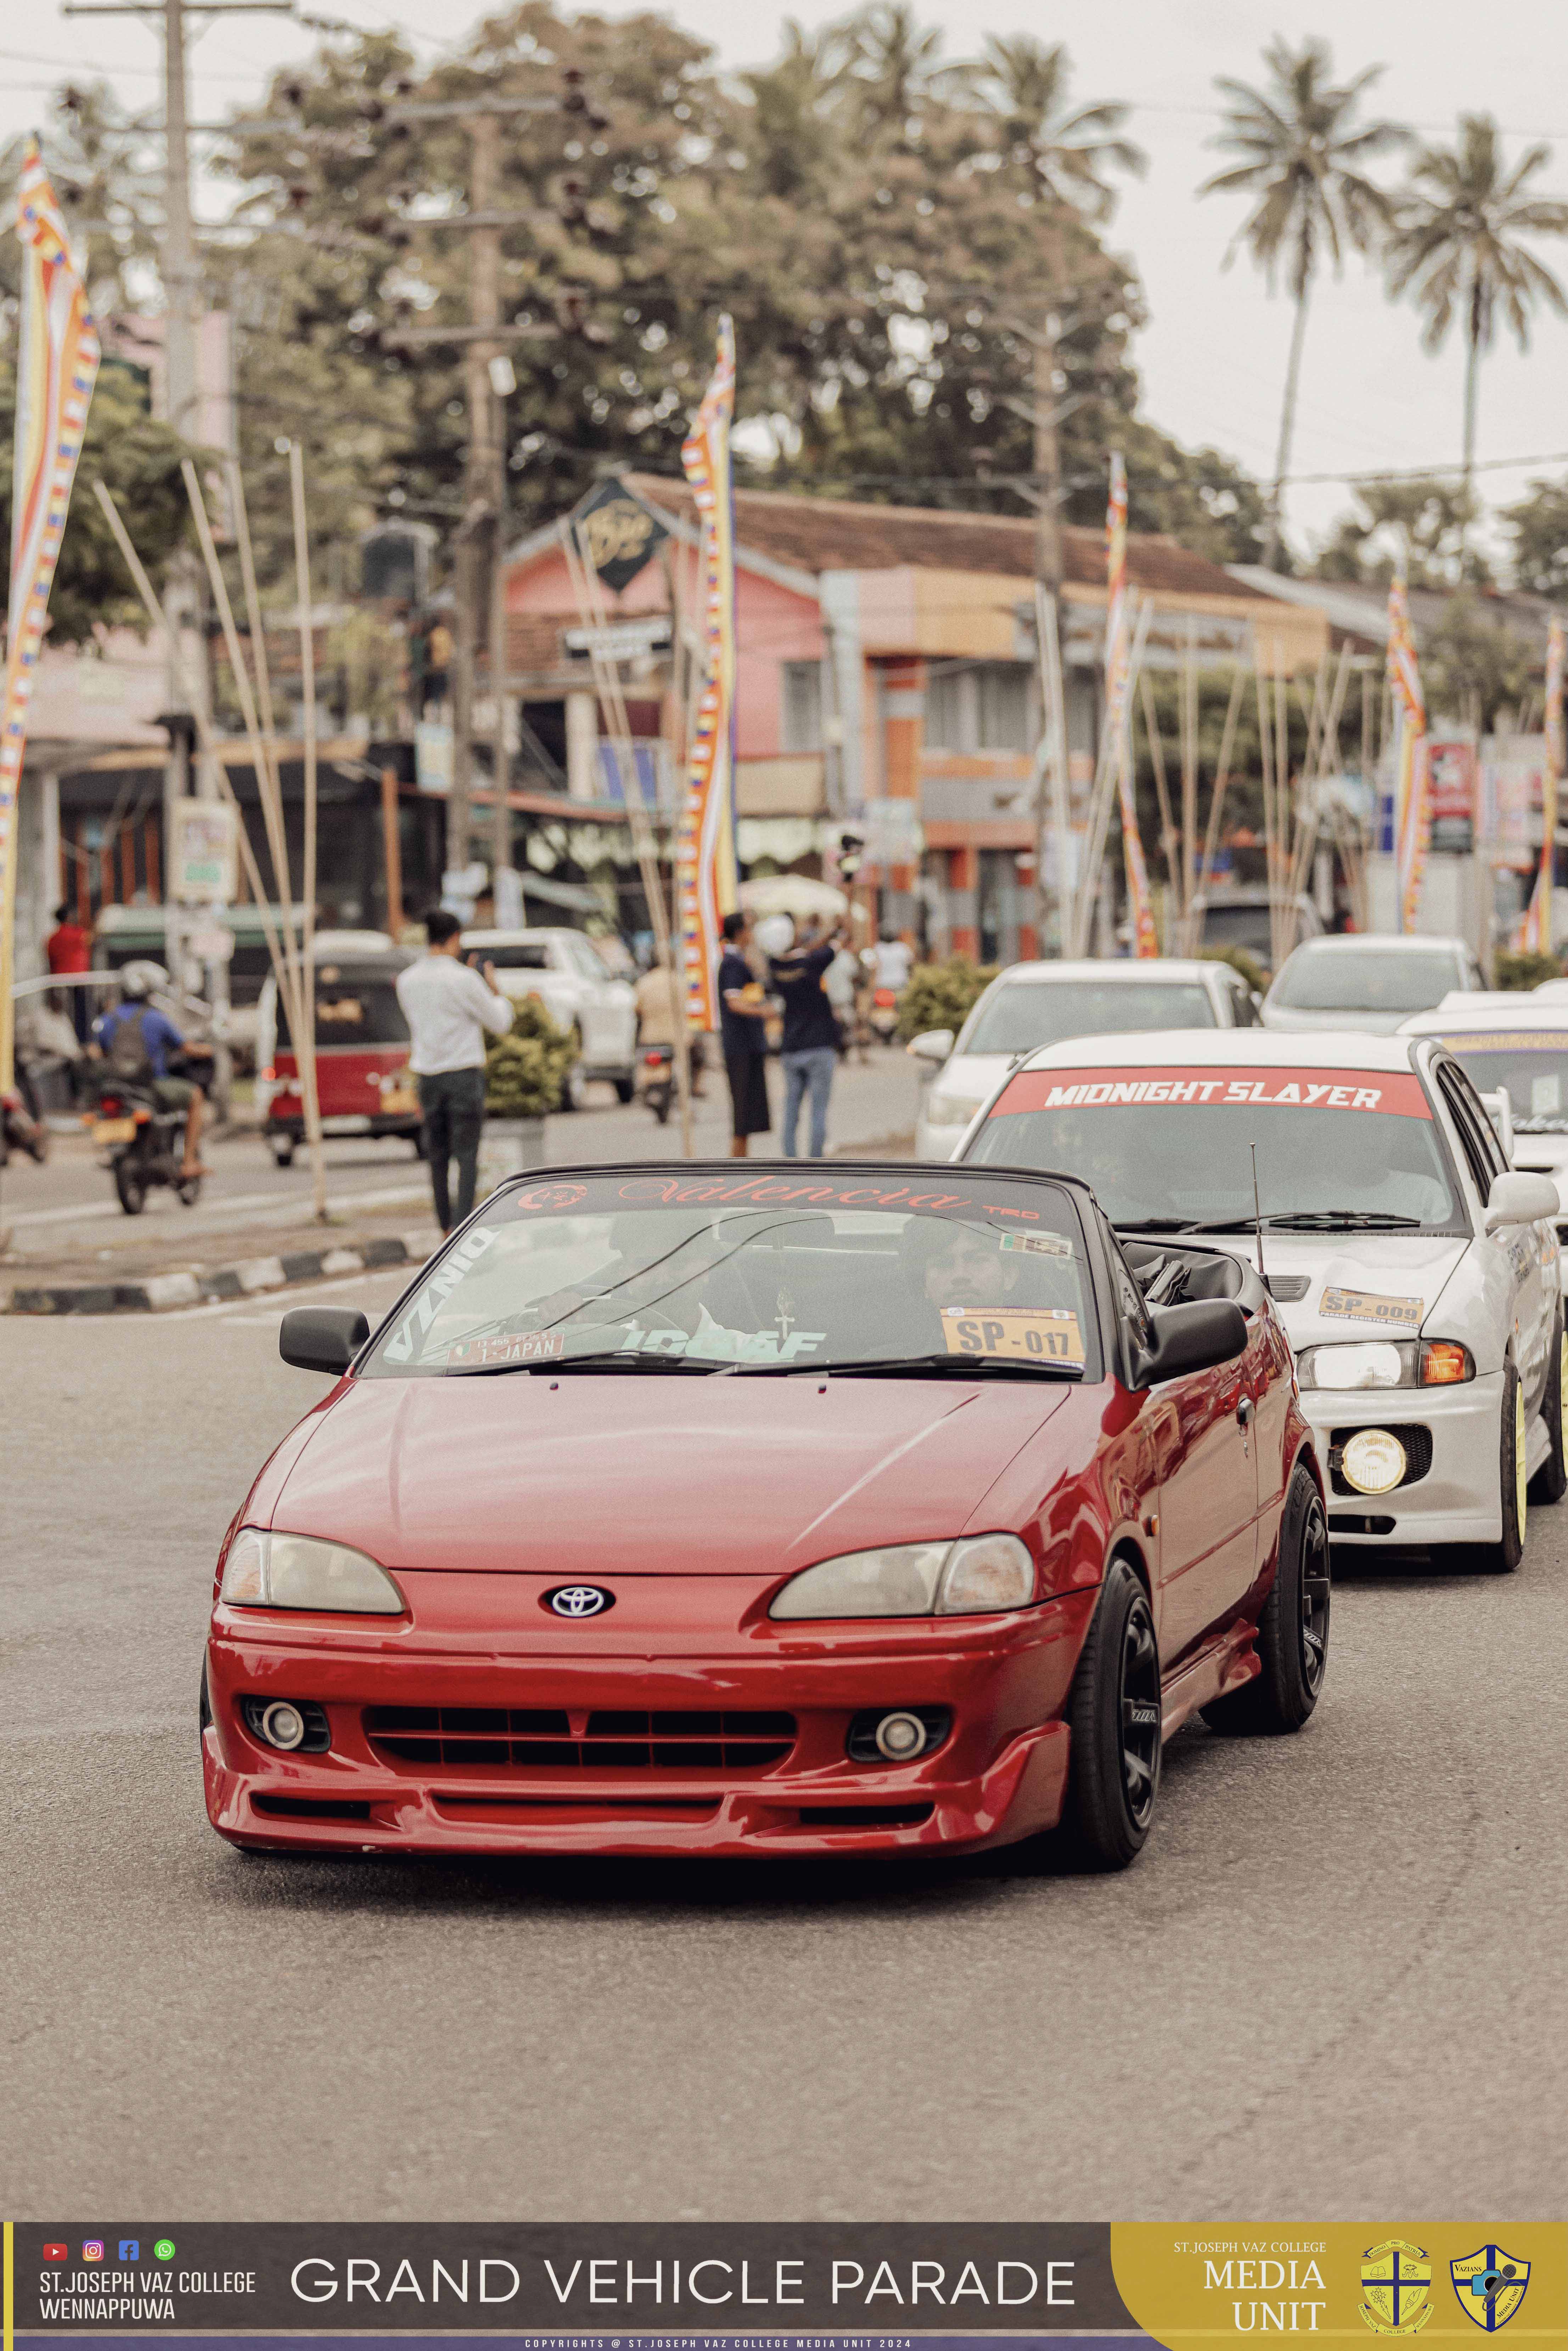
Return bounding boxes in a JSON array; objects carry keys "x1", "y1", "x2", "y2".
[{"x1": 3, "y1": 1049, "x2": 922, "y2": 1313}]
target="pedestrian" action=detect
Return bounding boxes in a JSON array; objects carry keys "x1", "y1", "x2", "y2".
[
  {"x1": 770, "y1": 915, "x2": 848, "y2": 1159},
  {"x1": 824, "y1": 935, "x2": 860, "y2": 1059},
  {"x1": 717, "y1": 909, "x2": 770, "y2": 1158},
  {"x1": 45, "y1": 900, "x2": 93, "y2": 1044},
  {"x1": 396, "y1": 907, "x2": 514, "y2": 1233},
  {"x1": 869, "y1": 928, "x2": 914, "y2": 994}
]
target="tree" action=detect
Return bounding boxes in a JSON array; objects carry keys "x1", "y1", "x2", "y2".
[
  {"x1": 1200, "y1": 39, "x2": 1405, "y2": 570},
  {"x1": 1502, "y1": 476, "x2": 1568, "y2": 597},
  {"x1": 1422, "y1": 592, "x2": 1534, "y2": 732},
  {"x1": 1388, "y1": 116, "x2": 1568, "y2": 537},
  {"x1": 1313, "y1": 477, "x2": 1485, "y2": 588}
]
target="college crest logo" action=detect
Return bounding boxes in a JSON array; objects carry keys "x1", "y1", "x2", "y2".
[
  {"x1": 1450, "y1": 2247, "x2": 1530, "y2": 2331},
  {"x1": 1360, "y1": 2242, "x2": 1433, "y2": 2335}
]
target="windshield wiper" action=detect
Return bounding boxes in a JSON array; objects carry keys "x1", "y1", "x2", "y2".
[
  {"x1": 720, "y1": 1351, "x2": 1084, "y2": 1380},
  {"x1": 1116, "y1": 1216, "x2": 1208, "y2": 1234},
  {"x1": 448, "y1": 1348, "x2": 719, "y2": 1377},
  {"x1": 1173, "y1": 1209, "x2": 1426, "y2": 1234}
]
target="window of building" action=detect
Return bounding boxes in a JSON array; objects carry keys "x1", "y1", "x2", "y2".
[
  {"x1": 923, "y1": 663, "x2": 1033, "y2": 753},
  {"x1": 781, "y1": 660, "x2": 822, "y2": 752}
]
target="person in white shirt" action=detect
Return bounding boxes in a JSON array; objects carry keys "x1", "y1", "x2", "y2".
[
  {"x1": 869, "y1": 932, "x2": 914, "y2": 992},
  {"x1": 396, "y1": 906, "x2": 514, "y2": 1232}
]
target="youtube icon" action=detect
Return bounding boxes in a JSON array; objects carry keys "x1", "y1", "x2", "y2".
[{"x1": 42, "y1": 2245, "x2": 67, "y2": 2263}]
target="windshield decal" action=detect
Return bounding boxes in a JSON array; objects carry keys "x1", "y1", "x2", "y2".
[
  {"x1": 382, "y1": 1228, "x2": 499, "y2": 1363},
  {"x1": 1319, "y1": 1286, "x2": 1424, "y2": 1328},
  {"x1": 997, "y1": 1228, "x2": 1072, "y2": 1257},
  {"x1": 994, "y1": 1066, "x2": 1433, "y2": 1120},
  {"x1": 446, "y1": 1330, "x2": 565, "y2": 1371},
  {"x1": 940, "y1": 1306, "x2": 1085, "y2": 1363},
  {"x1": 1442, "y1": 1032, "x2": 1568, "y2": 1053}
]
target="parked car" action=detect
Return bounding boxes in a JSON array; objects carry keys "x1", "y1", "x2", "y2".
[
  {"x1": 256, "y1": 945, "x2": 419, "y2": 1166},
  {"x1": 1191, "y1": 887, "x2": 1323, "y2": 976},
  {"x1": 1262, "y1": 934, "x2": 1485, "y2": 1034},
  {"x1": 960, "y1": 1027, "x2": 1563, "y2": 1573},
  {"x1": 1401, "y1": 994, "x2": 1568, "y2": 1262},
  {"x1": 462, "y1": 928, "x2": 637, "y2": 1106},
  {"x1": 907, "y1": 957, "x2": 1259, "y2": 1163}
]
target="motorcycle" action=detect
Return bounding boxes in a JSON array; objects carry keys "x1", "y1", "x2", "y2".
[
  {"x1": 91, "y1": 1076, "x2": 202, "y2": 1214},
  {"x1": 1, "y1": 1079, "x2": 50, "y2": 1168},
  {"x1": 868, "y1": 986, "x2": 902, "y2": 1044},
  {"x1": 635, "y1": 1042, "x2": 676, "y2": 1125}
]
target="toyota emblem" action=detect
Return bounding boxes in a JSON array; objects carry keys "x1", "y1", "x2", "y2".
[{"x1": 544, "y1": 1584, "x2": 615, "y2": 1619}]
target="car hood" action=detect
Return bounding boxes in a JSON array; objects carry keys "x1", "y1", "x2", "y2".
[
  {"x1": 1202, "y1": 1230, "x2": 1471, "y2": 1348},
  {"x1": 1260, "y1": 1002, "x2": 1418, "y2": 1035},
  {"x1": 267, "y1": 1374, "x2": 1072, "y2": 1574},
  {"x1": 924, "y1": 1054, "x2": 1016, "y2": 1119}
]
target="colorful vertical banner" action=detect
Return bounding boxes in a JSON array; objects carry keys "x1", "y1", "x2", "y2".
[
  {"x1": 1387, "y1": 574, "x2": 1429, "y2": 935},
  {"x1": 1104, "y1": 453, "x2": 1157, "y2": 958},
  {"x1": 1, "y1": 140, "x2": 101, "y2": 1091},
  {"x1": 1517, "y1": 614, "x2": 1563, "y2": 954},
  {"x1": 677, "y1": 315, "x2": 740, "y2": 1031}
]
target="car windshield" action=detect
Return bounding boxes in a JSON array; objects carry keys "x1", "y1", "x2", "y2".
[
  {"x1": 961, "y1": 979, "x2": 1214, "y2": 1057},
  {"x1": 277, "y1": 975, "x2": 408, "y2": 1049},
  {"x1": 360, "y1": 1169, "x2": 1098, "y2": 1379},
  {"x1": 1271, "y1": 947, "x2": 1457, "y2": 1013},
  {"x1": 966, "y1": 1061, "x2": 1464, "y2": 1232},
  {"x1": 1438, "y1": 1032, "x2": 1568, "y2": 1132},
  {"x1": 479, "y1": 943, "x2": 551, "y2": 971}
]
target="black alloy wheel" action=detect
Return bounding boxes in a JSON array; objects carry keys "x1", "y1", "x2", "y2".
[
  {"x1": 1059, "y1": 1556, "x2": 1162, "y2": 1870},
  {"x1": 114, "y1": 1155, "x2": 146, "y2": 1214},
  {"x1": 1204, "y1": 1462, "x2": 1330, "y2": 1735}
]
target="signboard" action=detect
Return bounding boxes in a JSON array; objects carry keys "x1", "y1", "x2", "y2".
[
  {"x1": 572, "y1": 480, "x2": 670, "y2": 592},
  {"x1": 563, "y1": 617, "x2": 672, "y2": 662},
  {"x1": 1426, "y1": 738, "x2": 1476, "y2": 854},
  {"x1": 167, "y1": 799, "x2": 237, "y2": 904},
  {"x1": 415, "y1": 720, "x2": 453, "y2": 797},
  {"x1": 1483, "y1": 738, "x2": 1543, "y2": 869},
  {"x1": 856, "y1": 797, "x2": 924, "y2": 871}
]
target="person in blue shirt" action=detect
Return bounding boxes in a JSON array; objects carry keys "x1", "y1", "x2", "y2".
[{"x1": 92, "y1": 965, "x2": 208, "y2": 1177}]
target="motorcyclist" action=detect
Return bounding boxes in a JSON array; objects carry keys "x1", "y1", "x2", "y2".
[{"x1": 90, "y1": 964, "x2": 209, "y2": 1180}]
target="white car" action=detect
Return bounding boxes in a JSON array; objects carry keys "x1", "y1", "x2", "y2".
[
  {"x1": 907, "y1": 957, "x2": 1258, "y2": 1163},
  {"x1": 1262, "y1": 933, "x2": 1485, "y2": 1033},
  {"x1": 462, "y1": 928, "x2": 638, "y2": 1105},
  {"x1": 1401, "y1": 995, "x2": 1568, "y2": 1273},
  {"x1": 958, "y1": 1028, "x2": 1562, "y2": 1570}
]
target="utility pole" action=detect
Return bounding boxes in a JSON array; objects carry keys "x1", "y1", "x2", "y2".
[{"x1": 62, "y1": 0, "x2": 293, "y2": 1112}]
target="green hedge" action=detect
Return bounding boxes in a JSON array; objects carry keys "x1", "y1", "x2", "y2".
[
  {"x1": 1492, "y1": 950, "x2": 1561, "y2": 993},
  {"x1": 896, "y1": 956, "x2": 999, "y2": 1043},
  {"x1": 484, "y1": 996, "x2": 575, "y2": 1118}
]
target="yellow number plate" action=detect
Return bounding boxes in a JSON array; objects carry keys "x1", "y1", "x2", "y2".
[
  {"x1": 94, "y1": 1118, "x2": 137, "y2": 1143},
  {"x1": 940, "y1": 1306, "x2": 1085, "y2": 1364},
  {"x1": 380, "y1": 1087, "x2": 417, "y2": 1115}
]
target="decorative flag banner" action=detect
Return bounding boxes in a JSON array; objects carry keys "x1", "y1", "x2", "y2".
[
  {"x1": 1517, "y1": 613, "x2": 1563, "y2": 955},
  {"x1": 1387, "y1": 574, "x2": 1429, "y2": 935},
  {"x1": 1, "y1": 139, "x2": 101, "y2": 1091},
  {"x1": 1104, "y1": 453, "x2": 1157, "y2": 958},
  {"x1": 677, "y1": 315, "x2": 740, "y2": 1031}
]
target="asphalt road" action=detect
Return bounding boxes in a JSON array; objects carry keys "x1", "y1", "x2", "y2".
[{"x1": 4, "y1": 1269, "x2": 1564, "y2": 2221}]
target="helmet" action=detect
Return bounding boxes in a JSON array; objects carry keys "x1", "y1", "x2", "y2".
[
  {"x1": 755, "y1": 915, "x2": 796, "y2": 958},
  {"x1": 119, "y1": 960, "x2": 164, "y2": 1001}
]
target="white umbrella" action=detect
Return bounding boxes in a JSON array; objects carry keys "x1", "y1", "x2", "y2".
[{"x1": 740, "y1": 873, "x2": 847, "y2": 922}]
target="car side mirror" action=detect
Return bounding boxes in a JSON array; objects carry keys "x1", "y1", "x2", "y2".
[
  {"x1": 280, "y1": 1305, "x2": 370, "y2": 1375},
  {"x1": 1135, "y1": 1298, "x2": 1248, "y2": 1387},
  {"x1": 1483, "y1": 1170, "x2": 1559, "y2": 1232},
  {"x1": 907, "y1": 1028, "x2": 954, "y2": 1065}
]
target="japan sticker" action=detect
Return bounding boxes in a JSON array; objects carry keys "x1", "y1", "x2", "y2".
[{"x1": 446, "y1": 1329, "x2": 566, "y2": 1371}]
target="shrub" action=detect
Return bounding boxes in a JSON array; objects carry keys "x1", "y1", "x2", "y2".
[
  {"x1": 1200, "y1": 944, "x2": 1269, "y2": 998},
  {"x1": 896, "y1": 956, "x2": 999, "y2": 1043},
  {"x1": 1492, "y1": 950, "x2": 1561, "y2": 993},
  {"x1": 484, "y1": 996, "x2": 575, "y2": 1117}
]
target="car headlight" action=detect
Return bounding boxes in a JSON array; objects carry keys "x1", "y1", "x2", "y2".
[
  {"x1": 1296, "y1": 1339, "x2": 1474, "y2": 1390},
  {"x1": 926, "y1": 1091, "x2": 987, "y2": 1130},
  {"x1": 769, "y1": 1534, "x2": 1035, "y2": 1620},
  {"x1": 220, "y1": 1527, "x2": 405, "y2": 1614},
  {"x1": 1340, "y1": 1428, "x2": 1407, "y2": 1494}
]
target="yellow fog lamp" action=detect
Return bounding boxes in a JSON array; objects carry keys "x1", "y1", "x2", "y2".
[{"x1": 1341, "y1": 1427, "x2": 1407, "y2": 1495}]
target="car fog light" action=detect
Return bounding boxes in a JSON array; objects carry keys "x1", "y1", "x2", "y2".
[
  {"x1": 259, "y1": 1700, "x2": 307, "y2": 1750},
  {"x1": 1342, "y1": 1428, "x2": 1407, "y2": 1495},
  {"x1": 874, "y1": 1710, "x2": 929, "y2": 1761}
]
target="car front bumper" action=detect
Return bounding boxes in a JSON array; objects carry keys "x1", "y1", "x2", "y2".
[
  {"x1": 202, "y1": 1583, "x2": 1097, "y2": 1859},
  {"x1": 1299, "y1": 1369, "x2": 1504, "y2": 1547}
]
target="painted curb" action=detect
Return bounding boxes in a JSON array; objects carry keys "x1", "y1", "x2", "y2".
[{"x1": 3, "y1": 1228, "x2": 436, "y2": 1317}]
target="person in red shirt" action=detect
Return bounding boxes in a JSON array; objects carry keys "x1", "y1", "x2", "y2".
[{"x1": 45, "y1": 904, "x2": 93, "y2": 1042}]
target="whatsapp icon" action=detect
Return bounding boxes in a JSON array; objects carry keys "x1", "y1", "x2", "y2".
[{"x1": 153, "y1": 2241, "x2": 175, "y2": 2262}]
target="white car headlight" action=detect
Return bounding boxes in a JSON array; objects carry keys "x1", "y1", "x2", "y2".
[
  {"x1": 1297, "y1": 1340, "x2": 1411, "y2": 1390},
  {"x1": 769, "y1": 1534, "x2": 1035, "y2": 1620},
  {"x1": 220, "y1": 1527, "x2": 405, "y2": 1615},
  {"x1": 926, "y1": 1090, "x2": 987, "y2": 1130}
]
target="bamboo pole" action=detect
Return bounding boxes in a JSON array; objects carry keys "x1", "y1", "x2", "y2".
[
  {"x1": 1180, "y1": 615, "x2": 1198, "y2": 944},
  {"x1": 1137, "y1": 667, "x2": 1181, "y2": 924},
  {"x1": 1074, "y1": 596, "x2": 1153, "y2": 956},
  {"x1": 1032, "y1": 584, "x2": 1073, "y2": 958},
  {"x1": 286, "y1": 446, "x2": 329, "y2": 1222},
  {"x1": 1193, "y1": 661, "x2": 1247, "y2": 946}
]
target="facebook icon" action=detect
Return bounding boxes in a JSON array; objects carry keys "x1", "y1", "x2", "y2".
[{"x1": 118, "y1": 2242, "x2": 139, "y2": 2261}]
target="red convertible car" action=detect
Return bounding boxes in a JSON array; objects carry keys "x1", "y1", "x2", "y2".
[{"x1": 202, "y1": 1161, "x2": 1328, "y2": 1871}]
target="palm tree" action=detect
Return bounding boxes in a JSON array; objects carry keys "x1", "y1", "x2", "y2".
[
  {"x1": 1388, "y1": 116, "x2": 1568, "y2": 533},
  {"x1": 844, "y1": 3, "x2": 946, "y2": 135},
  {"x1": 1200, "y1": 39, "x2": 1405, "y2": 568},
  {"x1": 974, "y1": 35, "x2": 1143, "y2": 224}
]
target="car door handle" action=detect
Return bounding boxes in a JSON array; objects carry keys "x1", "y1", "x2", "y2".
[{"x1": 1237, "y1": 1396, "x2": 1254, "y2": 1428}]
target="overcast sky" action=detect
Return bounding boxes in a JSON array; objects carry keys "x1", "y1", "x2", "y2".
[{"x1": 7, "y1": 0, "x2": 1568, "y2": 564}]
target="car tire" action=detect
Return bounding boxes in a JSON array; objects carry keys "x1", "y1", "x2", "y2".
[
  {"x1": 1202, "y1": 1463, "x2": 1330, "y2": 1736},
  {"x1": 1443, "y1": 1359, "x2": 1527, "y2": 1574},
  {"x1": 613, "y1": 1072, "x2": 636, "y2": 1104},
  {"x1": 271, "y1": 1141, "x2": 296, "y2": 1168},
  {"x1": 1529, "y1": 1311, "x2": 1568, "y2": 1505},
  {"x1": 1058, "y1": 1556, "x2": 1161, "y2": 1871}
]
